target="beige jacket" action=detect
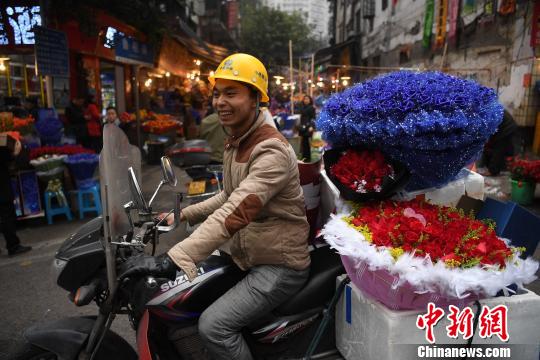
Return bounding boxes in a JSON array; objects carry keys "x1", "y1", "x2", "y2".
[{"x1": 168, "y1": 110, "x2": 310, "y2": 280}]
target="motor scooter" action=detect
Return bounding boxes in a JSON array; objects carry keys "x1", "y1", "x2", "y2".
[{"x1": 10, "y1": 124, "x2": 347, "y2": 360}]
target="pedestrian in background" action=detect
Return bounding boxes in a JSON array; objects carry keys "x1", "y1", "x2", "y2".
[
  {"x1": 199, "y1": 111, "x2": 226, "y2": 164},
  {"x1": 480, "y1": 109, "x2": 517, "y2": 176},
  {"x1": 103, "y1": 106, "x2": 121, "y2": 126},
  {"x1": 0, "y1": 136, "x2": 31, "y2": 256},
  {"x1": 23, "y1": 97, "x2": 40, "y2": 121},
  {"x1": 84, "y1": 95, "x2": 102, "y2": 153},
  {"x1": 65, "y1": 97, "x2": 88, "y2": 147},
  {"x1": 297, "y1": 95, "x2": 316, "y2": 162}
]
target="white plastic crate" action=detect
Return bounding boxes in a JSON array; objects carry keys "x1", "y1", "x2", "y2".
[
  {"x1": 335, "y1": 275, "x2": 540, "y2": 360},
  {"x1": 395, "y1": 168, "x2": 485, "y2": 207}
]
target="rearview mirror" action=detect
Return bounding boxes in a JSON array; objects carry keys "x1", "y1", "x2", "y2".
[
  {"x1": 128, "y1": 167, "x2": 149, "y2": 212},
  {"x1": 148, "y1": 156, "x2": 178, "y2": 207},
  {"x1": 160, "y1": 156, "x2": 177, "y2": 187}
]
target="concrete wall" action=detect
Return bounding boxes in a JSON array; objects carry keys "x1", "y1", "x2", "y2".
[{"x1": 353, "y1": 1, "x2": 537, "y2": 127}]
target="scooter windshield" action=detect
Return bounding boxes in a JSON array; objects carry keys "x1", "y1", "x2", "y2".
[{"x1": 99, "y1": 124, "x2": 141, "y2": 242}]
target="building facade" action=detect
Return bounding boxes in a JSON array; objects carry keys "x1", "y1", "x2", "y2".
[
  {"x1": 325, "y1": 0, "x2": 538, "y2": 137},
  {"x1": 262, "y1": 0, "x2": 331, "y2": 41}
]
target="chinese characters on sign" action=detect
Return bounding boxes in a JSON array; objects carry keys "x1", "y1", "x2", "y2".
[
  {"x1": 114, "y1": 35, "x2": 154, "y2": 66},
  {"x1": 1, "y1": 5, "x2": 41, "y2": 45},
  {"x1": 416, "y1": 302, "x2": 509, "y2": 343}
]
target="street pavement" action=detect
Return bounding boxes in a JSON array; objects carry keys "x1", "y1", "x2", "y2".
[{"x1": 0, "y1": 163, "x2": 539, "y2": 359}]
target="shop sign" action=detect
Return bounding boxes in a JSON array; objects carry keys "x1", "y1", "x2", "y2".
[
  {"x1": 422, "y1": 0, "x2": 435, "y2": 49},
  {"x1": 0, "y1": 4, "x2": 41, "y2": 48},
  {"x1": 531, "y1": 1, "x2": 540, "y2": 48},
  {"x1": 115, "y1": 35, "x2": 154, "y2": 67},
  {"x1": 34, "y1": 26, "x2": 69, "y2": 76}
]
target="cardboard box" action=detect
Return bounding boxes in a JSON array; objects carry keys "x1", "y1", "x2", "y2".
[
  {"x1": 477, "y1": 197, "x2": 540, "y2": 258},
  {"x1": 335, "y1": 275, "x2": 540, "y2": 360}
]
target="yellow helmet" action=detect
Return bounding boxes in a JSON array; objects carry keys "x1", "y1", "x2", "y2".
[{"x1": 209, "y1": 53, "x2": 270, "y2": 103}]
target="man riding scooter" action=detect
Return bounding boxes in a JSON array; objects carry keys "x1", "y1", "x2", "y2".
[{"x1": 120, "y1": 53, "x2": 311, "y2": 359}]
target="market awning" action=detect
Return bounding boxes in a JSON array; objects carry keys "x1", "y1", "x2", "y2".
[
  {"x1": 170, "y1": 34, "x2": 229, "y2": 66},
  {"x1": 158, "y1": 36, "x2": 191, "y2": 76},
  {"x1": 158, "y1": 34, "x2": 229, "y2": 76},
  {"x1": 315, "y1": 38, "x2": 359, "y2": 68}
]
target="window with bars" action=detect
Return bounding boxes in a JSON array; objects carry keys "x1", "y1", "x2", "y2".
[{"x1": 363, "y1": 0, "x2": 375, "y2": 18}]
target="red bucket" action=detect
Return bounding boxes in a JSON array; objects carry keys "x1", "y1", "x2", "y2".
[{"x1": 298, "y1": 159, "x2": 322, "y2": 244}]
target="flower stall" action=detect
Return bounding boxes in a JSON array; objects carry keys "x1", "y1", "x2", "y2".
[
  {"x1": 506, "y1": 156, "x2": 540, "y2": 205},
  {"x1": 142, "y1": 113, "x2": 181, "y2": 136},
  {"x1": 27, "y1": 144, "x2": 96, "y2": 219},
  {"x1": 120, "y1": 110, "x2": 183, "y2": 137}
]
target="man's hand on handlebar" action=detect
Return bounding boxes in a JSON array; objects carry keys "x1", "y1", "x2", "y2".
[{"x1": 118, "y1": 253, "x2": 177, "y2": 280}]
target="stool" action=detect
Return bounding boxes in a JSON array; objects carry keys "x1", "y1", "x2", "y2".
[
  {"x1": 72, "y1": 185, "x2": 102, "y2": 219},
  {"x1": 44, "y1": 190, "x2": 73, "y2": 225}
]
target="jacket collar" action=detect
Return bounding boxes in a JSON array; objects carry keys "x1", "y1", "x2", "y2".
[{"x1": 225, "y1": 111, "x2": 265, "y2": 148}]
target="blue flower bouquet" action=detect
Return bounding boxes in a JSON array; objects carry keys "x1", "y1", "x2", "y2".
[
  {"x1": 317, "y1": 71, "x2": 504, "y2": 190},
  {"x1": 64, "y1": 153, "x2": 100, "y2": 189},
  {"x1": 35, "y1": 119, "x2": 64, "y2": 145}
]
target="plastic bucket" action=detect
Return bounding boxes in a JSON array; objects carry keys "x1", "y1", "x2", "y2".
[{"x1": 511, "y1": 179, "x2": 536, "y2": 206}]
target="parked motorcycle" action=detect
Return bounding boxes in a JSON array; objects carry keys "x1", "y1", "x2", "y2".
[{"x1": 11, "y1": 124, "x2": 346, "y2": 360}]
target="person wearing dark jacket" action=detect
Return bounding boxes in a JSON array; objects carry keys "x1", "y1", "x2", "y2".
[
  {"x1": 65, "y1": 98, "x2": 88, "y2": 147},
  {"x1": 481, "y1": 109, "x2": 517, "y2": 176},
  {"x1": 0, "y1": 137, "x2": 31, "y2": 256},
  {"x1": 297, "y1": 95, "x2": 316, "y2": 162}
]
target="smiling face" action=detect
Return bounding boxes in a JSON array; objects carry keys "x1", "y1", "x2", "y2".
[{"x1": 212, "y1": 78, "x2": 258, "y2": 134}]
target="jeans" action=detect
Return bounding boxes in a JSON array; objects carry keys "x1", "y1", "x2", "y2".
[{"x1": 198, "y1": 264, "x2": 309, "y2": 360}]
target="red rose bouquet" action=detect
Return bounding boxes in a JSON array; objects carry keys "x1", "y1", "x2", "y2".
[
  {"x1": 344, "y1": 199, "x2": 512, "y2": 268},
  {"x1": 29, "y1": 145, "x2": 95, "y2": 160},
  {"x1": 322, "y1": 198, "x2": 539, "y2": 310},
  {"x1": 507, "y1": 156, "x2": 540, "y2": 183},
  {"x1": 330, "y1": 149, "x2": 394, "y2": 193}
]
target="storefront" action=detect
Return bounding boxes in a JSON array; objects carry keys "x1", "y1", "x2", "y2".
[{"x1": 58, "y1": 10, "x2": 155, "y2": 114}]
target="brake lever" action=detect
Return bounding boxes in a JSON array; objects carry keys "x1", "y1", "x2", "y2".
[{"x1": 155, "y1": 209, "x2": 174, "y2": 227}]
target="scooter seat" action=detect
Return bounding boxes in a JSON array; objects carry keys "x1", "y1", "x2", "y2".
[{"x1": 275, "y1": 245, "x2": 344, "y2": 316}]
